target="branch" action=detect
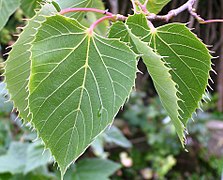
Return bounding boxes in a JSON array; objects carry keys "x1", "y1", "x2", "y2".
[
  {"x1": 147, "y1": 0, "x2": 196, "y2": 22},
  {"x1": 188, "y1": 6, "x2": 223, "y2": 24},
  {"x1": 146, "y1": 0, "x2": 223, "y2": 24}
]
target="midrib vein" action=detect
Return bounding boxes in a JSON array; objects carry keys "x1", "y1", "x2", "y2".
[{"x1": 64, "y1": 35, "x2": 91, "y2": 164}]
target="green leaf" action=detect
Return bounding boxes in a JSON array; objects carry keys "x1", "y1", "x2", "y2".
[
  {"x1": 109, "y1": 13, "x2": 212, "y2": 145},
  {"x1": 0, "y1": 0, "x2": 20, "y2": 30},
  {"x1": 91, "y1": 125, "x2": 132, "y2": 157},
  {"x1": 3, "y1": 3, "x2": 57, "y2": 122},
  {"x1": 126, "y1": 15, "x2": 184, "y2": 145},
  {"x1": 109, "y1": 21, "x2": 130, "y2": 43},
  {"x1": 0, "y1": 142, "x2": 51, "y2": 175},
  {"x1": 91, "y1": 136, "x2": 106, "y2": 157},
  {"x1": 55, "y1": 0, "x2": 93, "y2": 20},
  {"x1": 64, "y1": 158, "x2": 121, "y2": 180},
  {"x1": 0, "y1": 142, "x2": 28, "y2": 174},
  {"x1": 4, "y1": 0, "x2": 95, "y2": 123},
  {"x1": 29, "y1": 15, "x2": 137, "y2": 175},
  {"x1": 148, "y1": 24, "x2": 212, "y2": 125},
  {"x1": 108, "y1": 21, "x2": 138, "y2": 53},
  {"x1": 0, "y1": 83, "x2": 13, "y2": 113},
  {"x1": 81, "y1": 0, "x2": 108, "y2": 36},
  {"x1": 139, "y1": 0, "x2": 171, "y2": 14},
  {"x1": 20, "y1": 0, "x2": 43, "y2": 18},
  {"x1": 24, "y1": 141, "x2": 52, "y2": 174},
  {"x1": 103, "y1": 126, "x2": 132, "y2": 148},
  {"x1": 125, "y1": 14, "x2": 212, "y2": 144}
]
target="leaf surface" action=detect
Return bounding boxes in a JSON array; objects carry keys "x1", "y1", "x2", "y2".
[
  {"x1": 104, "y1": 126, "x2": 132, "y2": 148},
  {"x1": 0, "y1": 0, "x2": 20, "y2": 30},
  {"x1": 55, "y1": 0, "x2": 93, "y2": 20},
  {"x1": 0, "y1": 141, "x2": 51, "y2": 175},
  {"x1": 20, "y1": 0, "x2": 43, "y2": 17},
  {"x1": 4, "y1": 0, "x2": 95, "y2": 122},
  {"x1": 81, "y1": 0, "x2": 108, "y2": 35},
  {"x1": 109, "y1": 14, "x2": 212, "y2": 145},
  {"x1": 108, "y1": 21, "x2": 138, "y2": 53},
  {"x1": 148, "y1": 23, "x2": 212, "y2": 126},
  {"x1": 126, "y1": 15, "x2": 184, "y2": 144},
  {"x1": 65, "y1": 158, "x2": 121, "y2": 180},
  {"x1": 139, "y1": 0, "x2": 171, "y2": 14},
  {"x1": 0, "y1": 142, "x2": 28, "y2": 174},
  {"x1": 24, "y1": 141, "x2": 52, "y2": 174},
  {"x1": 4, "y1": 4, "x2": 56, "y2": 122},
  {"x1": 29, "y1": 15, "x2": 137, "y2": 175}
]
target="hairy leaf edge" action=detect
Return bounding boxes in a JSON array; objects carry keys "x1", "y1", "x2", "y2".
[{"x1": 124, "y1": 17, "x2": 186, "y2": 146}]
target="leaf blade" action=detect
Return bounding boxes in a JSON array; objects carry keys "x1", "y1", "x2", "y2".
[
  {"x1": 20, "y1": 0, "x2": 42, "y2": 18},
  {"x1": 125, "y1": 14, "x2": 212, "y2": 145},
  {"x1": 0, "y1": 0, "x2": 20, "y2": 30},
  {"x1": 151, "y1": 23, "x2": 212, "y2": 125},
  {"x1": 125, "y1": 14, "x2": 185, "y2": 145},
  {"x1": 29, "y1": 15, "x2": 137, "y2": 175}
]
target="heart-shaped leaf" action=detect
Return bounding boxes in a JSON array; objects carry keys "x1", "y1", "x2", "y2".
[{"x1": 28, "y1": 15, "x2": 137, "y2": 175}]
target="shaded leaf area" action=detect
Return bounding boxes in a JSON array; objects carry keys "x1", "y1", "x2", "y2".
[
  {"x1": 0, "y1": 141, "x2": 51, "y2": 175},
  {"x1": 91, "y1": 125, "x2": 132, "y2": 157},
  {"x1": 0, "y1": 0, "x2": 20, "y2": 31},
  {"x1": 104, "y1": 126, "x2": 132, "y2": 148},
  {"x1": 139, "y1": 0, "x2": 171, "y2": 14},
  {"x1": 65, "y1": 158, "x2": 121, "y2": 180},
  {"x1": 109, "y1": 13, "x2": 212, "y2": 145},
  {"x1": 29, "y1": 15, "x2": 137, "y2": 174},
  {"x1": 20, "y1": 0, "x2": 43, "y2": 18}
]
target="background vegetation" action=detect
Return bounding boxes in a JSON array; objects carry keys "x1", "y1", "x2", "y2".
[{"x1": 0, "y1": 0, "x2": 223, "y2": 179}]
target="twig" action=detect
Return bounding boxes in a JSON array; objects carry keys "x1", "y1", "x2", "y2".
[
  {"x1": 135, "y1": 0, "x2": 149, "y2": 14},
  {"x1": 60, "y1": 8, "x2": 127, "y2": 21},
  {"x1": 143, "y1": 0, "x2": 149, "y2": 7},
  {"x1": 147, "y1": 0, "x2": 196, "y2": 22},
  {"x1": 88, "y1": 16, "x2": 115, "y2": 35},
  {"x1": 147, "y1": 21, "x2": 156, "y2": 33},
  {"x1": 146, "y1": 0, "x2": 223, "y2": 24},
  {"x1": 188, "y1": 0, "x2": 199, "y2": 28},
  {"x1": 60, "y1": 8, "x2": 127, "y2": 34}
]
